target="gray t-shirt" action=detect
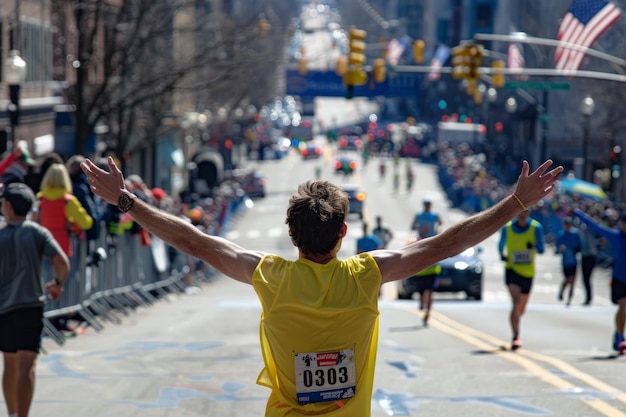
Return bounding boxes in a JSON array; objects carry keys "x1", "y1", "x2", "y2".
[{"x1": 0, "y1": 220, "x2": 64, "y2": 314}]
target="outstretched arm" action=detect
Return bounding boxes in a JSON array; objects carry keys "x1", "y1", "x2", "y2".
[
  {"x1": 81, "y1": 157, "x2": 263, "y2": 284},
  {"x1": 377, "y1": 160, "x2": 563, "y2": 283}
]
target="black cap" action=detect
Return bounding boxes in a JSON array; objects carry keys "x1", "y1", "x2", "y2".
[{"x1": 1, "y1": 182, "x2": 35, "y2": 214}]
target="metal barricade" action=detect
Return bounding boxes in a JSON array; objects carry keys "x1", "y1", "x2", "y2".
[{"x1": 43, "y1": 226, "x2": 213, "y2": 346}]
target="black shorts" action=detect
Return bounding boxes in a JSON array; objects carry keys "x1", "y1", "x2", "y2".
[
  {"x1": 415, "y1": 274, "x2": 439, "y2": 293},
  {"x1": 611, "y1": 279, "x2": 626, "y2": 305},
  {"x1": 563, "y1": 266, "x2": 577, "y2": 277},
  {"x1": 505, "y1": 269, "x2": 533, "y2": 294},
  {"x1": 0, "y1": 306, "x2": 44, "y2": 353}
]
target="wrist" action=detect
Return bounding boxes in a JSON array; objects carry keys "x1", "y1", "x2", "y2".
[{"x1": 53, "y1": 277, "x2": 63, "y2": 286}]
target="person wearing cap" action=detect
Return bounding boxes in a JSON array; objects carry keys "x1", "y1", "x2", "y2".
[
  {"x1": 81, "y1": 156, "x2": 561, "y2": 417},
  {"x1": 555, "y1": 217, "x2": 582, "y2": 306},
  {"x1": 498, "y1": 209, "x2": 546, "y2": 350},
  {"x1": 411, "y1": 198, "x2": 442, "y2": 239},
  {"x1": 0, "y1": 182, "x2": 70, "y2": 417},
  {"x1": 574, "y1": 208, "x2": 626, "y2": 353},
  {"x1": 0, "y1": 142, "x2": 36, "y2": 186}
]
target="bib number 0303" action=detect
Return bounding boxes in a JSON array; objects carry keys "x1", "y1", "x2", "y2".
[{"x1": 294, "y1": 349, "x2": 356, "y2": 405}]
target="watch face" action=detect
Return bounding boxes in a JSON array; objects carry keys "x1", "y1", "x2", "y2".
[{"x1": 118, "y1": 194, "x2": 134, "y2": 212}]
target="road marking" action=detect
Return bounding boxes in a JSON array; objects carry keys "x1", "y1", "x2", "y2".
[{"x1": 418, "y1": 309, "x2": 626, "y2": 417}]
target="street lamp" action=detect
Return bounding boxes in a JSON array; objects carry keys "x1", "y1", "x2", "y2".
[
  {"x1": 3, "y1": 50, "x2": 27, "y2": 152},
  {"x1": 580, "y1": 95, "x2": 595, "y2": 182}
]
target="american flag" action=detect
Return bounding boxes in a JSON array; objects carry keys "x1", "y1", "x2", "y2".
[
  {"x1": 554, "y1": 0, "x2": 622, "y2": 71},
  {"x1": 387, "y1": 39, "x2": 405, "y2": 66},
  {"x1": 386, "y1": 35, "x2": 411, "y2": 66},
  {"x1": 507, "y1": 43, "x2": 528, "y2": 80},
  {"x1": 428, "y1": 45, "x2": 451, "y2": 80}
]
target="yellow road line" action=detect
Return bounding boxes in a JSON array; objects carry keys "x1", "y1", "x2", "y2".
[{"x1": 404, "y1": 309, "x2": 626, "y2": 417}]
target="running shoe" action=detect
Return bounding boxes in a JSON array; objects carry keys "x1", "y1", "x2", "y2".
[
  {"x1": 613, "y1": 332, "x2": 625, "y2": 351},
  {"x1": 512, "y1": 337, "x2": 522, "y2": 351}
]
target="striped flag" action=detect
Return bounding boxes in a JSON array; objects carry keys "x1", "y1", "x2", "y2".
[
  {"x1": 554, "y1": 0, "x2": 622, "y2": 71},
  {"x1": 428, "y1": 44, "x2": 451, "y2": 80},
  {"x1": 386, "y1": 39, "x2": 405, "y2": 66},
  {"x1": 507, "y1": 42, "x2": 528, "y2": 80}
]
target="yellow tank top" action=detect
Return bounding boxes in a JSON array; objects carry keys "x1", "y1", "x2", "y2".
[
  {"x1": 504, "y1": 219, "x2": 538, "y2": 278},
  {"x1": 415, "y1": 263, "x2": 442, "y2": 276},
  {"x1": 252, "y1": 253, "x2": 381, "y2": 416}
]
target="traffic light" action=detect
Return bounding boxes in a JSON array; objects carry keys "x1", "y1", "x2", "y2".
[
  {"x1": 413, "y1": 40, "x2": 425, "y2": 64},
  {"x1": 492, "y1": 60, "x2": 505, "y2": 88},
  {"x1": 344, "y1": 27, "x2": 368, "y2": 99},
  {"x1": 373, "y1": 58, "x2": 385, "y2": 83},
  {"x1": 467, "y1": 44, "x2": 483, "y2": 81},
  {"x1": 452, "y1": 44, "x2": 470, "y2": 80},
  {"x1": 470, "y1": 45, "x2": 484, "y2": 80},
  {"x1": 610, "y1": 145, "x2": 622, "y2": 179}
]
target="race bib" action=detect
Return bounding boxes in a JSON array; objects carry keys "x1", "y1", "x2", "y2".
[
  {"x1": 294, "y1": 349, "x2": 356, "y2": 405},
  {"x1": 512, "y1": 250, "x2": 532, "y2": 264}
]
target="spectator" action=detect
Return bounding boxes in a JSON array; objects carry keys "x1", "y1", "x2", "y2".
[
  {"x1": 66, "y1": 155, "x2": 102, "y2": 243},
  {"x1": 32, "y1": 163, "x2": 93, "y2": 257},
  {"x1": 0, "y1": 141, "x2": 35, "y2": 186}
]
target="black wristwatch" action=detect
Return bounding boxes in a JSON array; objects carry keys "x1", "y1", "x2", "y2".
[
  {"x1": 54, "y1": 277, "x2": 63, "y2": 286},
  {"x1": 118, "y1": 193, "x2": 137, "y2": 213}
]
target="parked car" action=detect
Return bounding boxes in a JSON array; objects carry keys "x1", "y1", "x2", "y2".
[
  {"x1": 397, "y1": 246, "x2": 483, "y2": 300},
  {"x1": 341, "y1": 183, "x2": 365, "y2": 219}
]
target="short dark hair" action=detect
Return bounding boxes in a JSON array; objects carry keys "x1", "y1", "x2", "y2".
[{"x1": 285, "y1": 181, "x2": 348, "y2": 255}]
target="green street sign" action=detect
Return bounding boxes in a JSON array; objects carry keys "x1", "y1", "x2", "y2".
[{"x1": 505, "y1": 80, "x2": 570, "y2": 91}]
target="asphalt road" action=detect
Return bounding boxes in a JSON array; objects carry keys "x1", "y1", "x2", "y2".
[{"x1": 30, "y1": 146, "x2": 626, "y2": 417}]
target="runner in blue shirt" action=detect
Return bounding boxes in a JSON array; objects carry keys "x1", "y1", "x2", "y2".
[
  {"x1": 555, "y1": 217, "x2": 582, "y2": 306},
  {"x1": 356, "y1": 222, "x2": 382, "y2": 253},
  {"x1": 411, "y1": 199, "x2": 442, "y2": 238},
  {"x1": 574, "y1": 209, "x2": 626, "y2": 353}
]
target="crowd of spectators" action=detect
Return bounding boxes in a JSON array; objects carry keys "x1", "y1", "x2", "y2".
[
  {"x1": 0, "y1": 143, "x2": 260, "y2": 329},
  {"x1": 436, "y1": 141, "x2": 623, "y2": 265}
]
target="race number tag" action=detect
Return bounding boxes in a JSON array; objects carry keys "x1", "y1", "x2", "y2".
[
  {"x1": 512, "y1": 250, "x2": 532, "y2": 264},
  {"x1": 294, "y1": 349, "x2": 356, "y2": 405}
]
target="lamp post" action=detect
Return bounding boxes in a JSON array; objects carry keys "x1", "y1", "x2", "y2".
[
  {"x1": 3, "y1": 50, "x2": 27, "y2": 152},
  {"x1": 579, "y1": 95, "x2": 595, "y2": 182}
]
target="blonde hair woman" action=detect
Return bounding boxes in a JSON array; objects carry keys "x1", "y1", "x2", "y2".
[{"x1": 34, "y1": 163, "x2": 93, "y2": 256}]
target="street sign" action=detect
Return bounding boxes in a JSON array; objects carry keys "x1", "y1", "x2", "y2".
[
  {"x1": 285, "y1": 69, "x2": 423, "y2": 99},
  {"x1": 504, "y1": 80, "x2": 570, "y2": 91}
]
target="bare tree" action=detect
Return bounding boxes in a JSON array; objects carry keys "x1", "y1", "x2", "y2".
[{"x1": 51, "y1": 0, "x2": 297, "y2": 163}]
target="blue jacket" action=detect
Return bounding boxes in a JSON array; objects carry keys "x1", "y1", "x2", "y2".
[{"x1": 574, "y1": 209, "x2": 626, "y2": 283}]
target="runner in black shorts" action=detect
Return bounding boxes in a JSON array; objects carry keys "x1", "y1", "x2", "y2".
[
  {"x1": 574, "y1": 209, "x2": 626, "y2": 353},
  {"x1": 0, "y1": 307, "x2": 45, "y2": 353},
  {"x1": 498, "y1": 209, "x2": 546, "y2": 351},
  {"x1": 611, "y1": 279, "x2": 626, "y2": 305},
  {"x1": 0, "y1": 182, "x2": 70, "y2": 417},
  {"x1": 505, "y1": 269, "x2": 533, "y2": 294}
]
